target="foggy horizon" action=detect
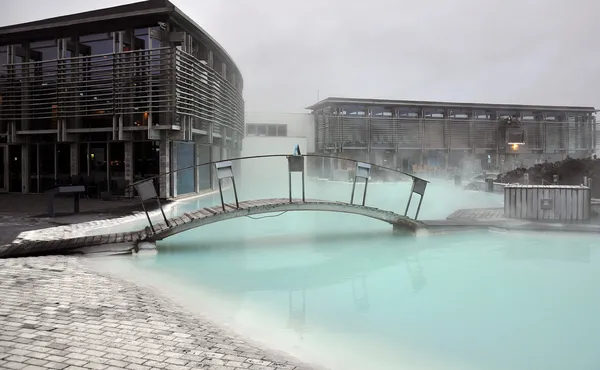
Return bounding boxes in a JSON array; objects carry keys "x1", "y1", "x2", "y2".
[{"x1": 2, "y1": 0, "x2": 599, "y2": 113}]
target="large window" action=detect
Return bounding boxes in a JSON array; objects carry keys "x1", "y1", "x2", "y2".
[
  {"x1": 174, "y1": 141, "x2": 195, "y2": 196},
  {"x1": 0, "y1": 45, "x2": 6, "y2": 65},
  {"x1": 80, "y1": 33, "x2": 114, "y2": 56},
  {"x1": 246, "y1": 124, "x2": 287, "y2": 137},
  {"x1": 197, "y1": 145, "x2": 211, "y2": 191}
]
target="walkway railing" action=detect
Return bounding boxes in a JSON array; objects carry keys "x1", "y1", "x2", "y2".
[{"x1": 131, "y1": 152, "x2": 430, "y2": 233}]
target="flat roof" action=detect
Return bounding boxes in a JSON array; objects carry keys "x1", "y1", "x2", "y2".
[
  {"x1": 306, "y1": 97, "x2": 596, "y2": 113},
  {"x1": 0, "y1": 0, "x2": 241, "y2": 76}
]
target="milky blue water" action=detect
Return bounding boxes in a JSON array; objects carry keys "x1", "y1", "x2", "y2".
[{"x1": 93, "y1": 176, "x2": 600, "y2": 370}]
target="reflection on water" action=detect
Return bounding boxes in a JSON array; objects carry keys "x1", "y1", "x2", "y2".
[
  {"x1": 117, "y1": 229, "x2": 600, "y2": 370},
  {"x1": 93, "y1": 181, "x2": 600, "y2": 370}
]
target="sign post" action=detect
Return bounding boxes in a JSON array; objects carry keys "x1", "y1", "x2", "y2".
[
  {"x1": 404, "y1": 177, "x2": 428, "y2": 220},
  {"x1": 214, "y1": 161, "x2": 239, "y2": 211},
  {"x1": 133, "y1": 179, "x2": 170, "y2": 233},
  {"x1": 350, "y1": 162, "x2": 371, "y2": 206},
  {"x1": 287, "y1": 145, "x2": 305, "y2": 202}
]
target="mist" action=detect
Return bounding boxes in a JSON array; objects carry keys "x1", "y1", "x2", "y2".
[{"x1": 2, "y1": 0, "x2": 599, "y2": 113}]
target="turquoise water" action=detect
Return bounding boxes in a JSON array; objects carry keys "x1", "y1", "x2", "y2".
[{"x1": 96, "y1": 179, "x2": 600, "y2": 370}]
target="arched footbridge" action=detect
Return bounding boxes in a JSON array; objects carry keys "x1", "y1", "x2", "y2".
[
  {"x1": 144, "y1": 198, "x2": 420, "y2": 242},
  {"x1": 133, "y1": 152, "x2": 430, "y2": 244},
  {"x1": 0, "y1": 153, "x2": 431, "y2": 258}
]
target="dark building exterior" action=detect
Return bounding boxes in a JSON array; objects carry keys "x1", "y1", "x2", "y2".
[
  {"x1": 307, "y1": 97, "x2": 596, "y2": 174},
  {"x1": 0, "y1": 0, "x2": 244, "y2": 198}
]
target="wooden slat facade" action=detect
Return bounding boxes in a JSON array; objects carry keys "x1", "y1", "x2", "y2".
[{"x1": 504, "y1": 185, "x2": 591, "y2": 221}]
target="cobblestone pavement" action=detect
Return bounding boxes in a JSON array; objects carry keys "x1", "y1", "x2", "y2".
[{"x1": 0, "y1": 257, "x2": 318, "y2": 370}]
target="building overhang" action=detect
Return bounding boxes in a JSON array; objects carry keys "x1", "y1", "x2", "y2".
[
  {"x1": 0, "y1": 0, "x2": 241, "y2": 81},
  {"x1": 306, "y1": 97, "x2": 596, "y2": 114}
]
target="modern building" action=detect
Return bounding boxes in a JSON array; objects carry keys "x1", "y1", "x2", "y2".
[
  {"x1": 242, "y1": 112, "x2": 314, "y2": 184},
  {"x1": 307, "y1": 97, "x2": 596, "y2": 174},
  {"x1": 0, "y1": 0, "x2": 244, "y2": 198},
  {"x1": 244, "y1": 112, "x2": 315, "y2": 153}
]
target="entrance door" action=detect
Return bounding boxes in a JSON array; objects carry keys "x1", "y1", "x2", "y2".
[
  {"x1": 0, "y1": 146, "x2": 7, "y2": 192},
  {"x1": 8, "y1": 145, "x2": 22, "y2": 193}
]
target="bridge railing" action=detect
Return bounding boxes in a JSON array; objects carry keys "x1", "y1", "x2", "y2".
[{"x1": 129, "y1": 153, "x2": 430, "y2": 232}]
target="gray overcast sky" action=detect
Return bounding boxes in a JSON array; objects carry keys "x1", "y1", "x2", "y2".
[{"x1": 2, "y1": 0, "x2": 600, "y2": 113}]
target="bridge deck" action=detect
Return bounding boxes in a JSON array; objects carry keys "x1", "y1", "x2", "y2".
[
  {"x1": 150, "y1": 198, "x2": 340, "y2": 234},
  {"x1": 0, "y1": 198, "x2": 417, "y2": 258}
]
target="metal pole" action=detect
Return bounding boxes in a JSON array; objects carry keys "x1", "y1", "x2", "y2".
[
  {"x1": 288, "y1": 171, "x2": 292, "y2": 203},
  {"x1": 140, "y1": 201, "x2": 155, "y2": 233},
  {"x1": 350, "y1": 177, "x2": 357, "y2": 205},
  {"x1": 218, "y1": 179, "x2": 226, "y2": 212},
  {"x1": 155, "y1": 197, "x2": 170, "y2": 227},
  {"x1": 362, "y1": 178, "x2": 368, "y2": 206},
  {"x1": 231, "y1": 177, "x2": 240, "y2": 208},
  {"x1": 415, "y1": 195, "x2": 424, "y2": 220},
  {"x1": 301, "y1": 170, "x2": 306, "y2": 202},
  {"x1": 404, "y1": 193, "x2": 413, "y2": 216}
]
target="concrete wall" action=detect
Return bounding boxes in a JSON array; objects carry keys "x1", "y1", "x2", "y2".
[
  {"x1": 245, "y1": 112, "x2": 315, "y2": 153},
  {"x1": 240, "y1": 136, "x2": 308, "y2": 189}
]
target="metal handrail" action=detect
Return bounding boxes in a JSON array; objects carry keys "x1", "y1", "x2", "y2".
[
  {"x1": 131, "y1": 152, "x2": 430, "y2": 231},
  {"x1": 127, "y1": 153, "x2": 429, "y2": 190}
]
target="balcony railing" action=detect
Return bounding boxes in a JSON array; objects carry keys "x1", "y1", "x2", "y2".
[
  {"x1": 0, "y1": 47, "x2": 245, "y2": 138},
  {"x1": 0, "y1": 48, "x2": 174, "y2": 121},
  {"x1": 175, "y1": 49, "x2": 244, "y2": 135}
]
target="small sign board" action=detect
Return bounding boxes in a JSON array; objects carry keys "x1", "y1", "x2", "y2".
[
  {"x1": 135, "y1": 179, "x2": 157, "y2": 201},
  {"x1": 287, "y1": 155, "x2": 304, "y2": 172},
  {"x1": 215, "y1": 161, "x2": 234, "y2": 180},
  {"x1": 412, "y1": 178, "x2": 427, "y2": 196},
  {"x1": 540, "y1": 198, "x2": 553, "y2": 210},
  {"x1": 356, "y1": 162, "x2": 371, "y2": 179}
]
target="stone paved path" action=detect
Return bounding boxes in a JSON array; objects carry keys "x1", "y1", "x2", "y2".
[{"x1": 0, "y1": 257, "x2": 317, "y2": 370}]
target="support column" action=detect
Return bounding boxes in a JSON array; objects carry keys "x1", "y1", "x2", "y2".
[
  {"x1": 159, "y1": 139, "x2": 170, "y2": 199},
  {"x1": 419, "y1": 110, "x2": 424, "y2": 165},
  {"x1": 366, "y1": 108, "x2": 372, "y2": 154},
  {"x1": 70, "y1": 143, "x2": 79, "y2": 177},
  {"x1": 171, "y1": 141, "x2": 178, "y2": 198},
  {"x1": 194, "y1": 144, "x2": 200, "y2": 193},
  {"x1": 124, "y1": 141, "x2": 133, "y2": 187}
]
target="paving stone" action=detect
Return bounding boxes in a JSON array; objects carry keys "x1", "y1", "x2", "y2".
[{"x1": 0, "y1": 257, "x2": 317, "y2": 370}]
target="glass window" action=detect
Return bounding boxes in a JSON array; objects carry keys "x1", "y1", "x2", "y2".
[
  {"x1": 0, "y1": 45, "x2": 7, "y2": 65},
  {"x1": 197, "y1": 145, "x2": 211, "y2": 191},
  {"x1": 109, "y1": 142, "x2": 125, "y2": 179},
  {"x1": 134, "y1": 28, "x2": 149, "y2": 50},
  {"x1": 277, "y1": 124, "x2": 287, "y2": 137},
  {"x1": 267, "y1": 125, "x2": 277, "y2": 136},
  {"x1": 78, "y1": 143, "x2": 88, "y2": 178},
  {"x1": 90, "y1": 142, "x2": 107, "y2": 190},
  {"x1": 246, "y1": 124, "x2": 257, "y2": 136},
  {"x1": 9, "y1": 145, "x2": 22, "y2": 193},
  {"x1": 38, "y1": 143, "x2": 55, "y2": 192},
  {"x1": 29, "y1": 144, "x2": 38, "y2": 193},
  {"x1": 175, "y1": 142, "x2": 195, "y2": 196},
  {"x1": 30, "y1": 40, "x2": 57, "y2": 62},
  {"x1": 80, "y1": 33, "x2": 114, "y2": 56},
  {"x1": 257, "y1": 125, "x2": 267, "y2": 136},
  {"x1": 133, "y1": 141, "x2": 159, "y2": 183},
  {"x1": 56, "y1": 143, "x2": 71, "y2": 185}
]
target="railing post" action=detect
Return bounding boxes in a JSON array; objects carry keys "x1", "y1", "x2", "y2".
[
  {"x1": 351, "y1": 162, "x2": 371, "y2": 206},
  {"x1": 287, "y1": 147, "x2": 305, "y2": 202},
  {"x1": 134, "y1": 179, "x2": 171, "y2": 233},
  {"x1": 214, "y1": 161, "x2": 239, "y2": 211}
]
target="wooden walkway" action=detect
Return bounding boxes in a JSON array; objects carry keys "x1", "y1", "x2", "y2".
[
  {"x1": 0, "y1": 198, "x2": 419, "y2": 258},
  {"x1": 446, "y1": 208, "x2": 505, "y2": 220}
]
